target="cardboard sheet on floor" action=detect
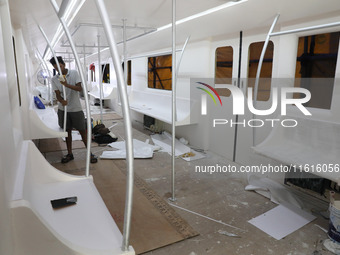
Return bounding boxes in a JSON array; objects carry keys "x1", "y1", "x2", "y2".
[{"x1": 248, "y1": 202, "x2": 316, "y2": 240}]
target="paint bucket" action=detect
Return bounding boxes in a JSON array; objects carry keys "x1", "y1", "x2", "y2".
[{"x1": 328, "y1": 191, "x2": 340, "y2": 244}]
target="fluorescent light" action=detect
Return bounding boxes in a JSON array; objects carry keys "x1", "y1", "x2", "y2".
[
  {"x1": 50, "y1": 0, "x2": 86, "y2": 49},
  {"x1": 85, "y1": 47, "x2": 110, "y2": 59},
  {"x1": 157, "y1": 0, "x2": 248, "y2": 32}
]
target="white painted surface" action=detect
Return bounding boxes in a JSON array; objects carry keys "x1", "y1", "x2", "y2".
[
  {"x1": 0, "y1": 1, "x2": 15, "y2": 253},
  {"x1": 254, "y1": 115, "x2": 340, "y2": 183},
  {"x1": 11, "y1": 141, "x2": 134, "y2": 254}
]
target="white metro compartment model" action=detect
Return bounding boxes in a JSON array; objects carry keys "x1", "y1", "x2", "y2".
[
  {"x1": 11, "y1": 141, "x2": 134, "y2": 255},
  {"x1": 129, "y1": 89, "x2": 197, "y2": 126},
  {"x1": 253, "y1": 115, "x2": 340, "y2": 184}
]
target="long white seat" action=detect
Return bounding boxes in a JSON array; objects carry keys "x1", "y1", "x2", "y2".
[
  {"x1": 11, "y1": 141, "x2": 134, "y2": 255},
  {"x1": 129, "y1": 90, "x2": 197, "y2": 126},
  {"x1": 28, "y1": 98, "x2": 67, "y2": 139},
  {"x1": 88, "y1": 84, "x2": 117, "y2": 99},
  {"x1": 253, "y1": 115, "x2": 340, "y2": 184}
]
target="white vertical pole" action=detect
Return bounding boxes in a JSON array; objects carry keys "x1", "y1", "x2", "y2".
[
  {"x1": 50, "y1": 0, "x2": 91, "y2": 177},
  {"x1": 253, "y1": 14, "x2": 279, "y2": 146},
  {"x1": 94, "y1": 0, "x2": 134, "y2": 251},
  {"x1": 36, "y1": 49, "x2": 53, "y2": 106},
  {"x1": 170, "y1": 0, "x2": 177, "y2": 202},
  {"x1": 98, "y1": 35, "x2": 103, "y2": 123},
  {"x1": 83, "y1": 45, "x2": 86, "y2": 77},
  {"x1": 38, "y1": 25, "x2": 67, "y2": 133},
  {"x1": 123, "y1": 19, "x2": 128, "y2": 84}
]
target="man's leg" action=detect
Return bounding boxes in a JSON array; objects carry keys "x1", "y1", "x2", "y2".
[
  {"x1": 61, "y1": 129, "x2": 74, "y2": 163},
  {"x1": 66, "y1": 129, "x2": 73, "y2": 155},
  {"x1": 79, "y1": 129, "x2": 97, "y2": 163},
  {"x1": 79, "y1": 129, "x2": 87, "y2": 147}
]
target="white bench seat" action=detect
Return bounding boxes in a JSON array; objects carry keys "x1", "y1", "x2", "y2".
[
  {"x1": 11, "y1": 141, "x2": 134, "y2": 255},
  {"x1": 253, "y1": 115, "x2": 340, "y2": 184},
  {"x1": 28, "y1": 100, "x2": 67, "y2": 139},
  {"x1": 129, "y1": 90, "x2": 197, "y2": 126},
  {"x1": 88, "y1": 84, "x2": 117, "y2": 99}
]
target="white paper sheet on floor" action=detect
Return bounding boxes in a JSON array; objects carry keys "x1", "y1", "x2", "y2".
[
  {"x1": 100, "y1": 139, "x2": 159, "y2": 159},
  {"x1": 245, "y1": 175, "x2": 304, "y2": 209},
  {"x1": 100, "y1": 147, "x2": 153, "y2": 159},
  {"x1": 151, "y1": 132, "x2": 191, "y2": 157},
  {"x1": 151, "y1": 132, "x2": 206, "y2": 161},
  {"x1": 62, "y1": 130, "x2": 82, "y2": 141},
  {"x1": 248, "y1": 202, "x2": 316, "y2": 240},
  {"x1": 180, "y1": 151, "x2": 206, "y2": 162},
  {"x1": 108, "y1": 139, "x2": 160, "y2": 152}
]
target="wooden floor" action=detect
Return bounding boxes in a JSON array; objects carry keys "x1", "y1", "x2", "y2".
[{"x1": 40, "y1": 110, "x2": 335, "y2": 255}]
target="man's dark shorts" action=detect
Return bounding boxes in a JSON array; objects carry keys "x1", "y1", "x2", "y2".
[{"x1": 58, "y1": 110, "x2": 86, "y2": 131}]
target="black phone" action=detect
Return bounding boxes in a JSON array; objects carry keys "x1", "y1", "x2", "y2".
[{"x1": 51, "y1": 196, "x2": 77, "y2": 209}]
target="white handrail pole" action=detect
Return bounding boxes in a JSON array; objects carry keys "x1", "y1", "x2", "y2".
[
  {"x1": 175, "y1": 35, "x2": 190, "y2": 84},
  {"x1": 94, "y1": 0, "x2": 134, "y2": 252},
  {"x1": 253, "y1": 14, "x2": 279, "y2": 104},
  {"x1": 170, "y1": 0, "x2": 177, "y2": 202},
  {"x1": 83, "y1": 44, "x2": 92, "y2": 120},
  {"x1": 38, "y1": 25, "x2": 67, "y2": 132},
  {"x1": 50, "y1": 0, "x2": 91, "y2": 177},
  {"x1": 253, "y1": 14, "x2": 279, "y2": 146},
  {"x1": 83, "y1": 44, "x2": 86, "y2": 76},
  {"x1": 174, "y1": 35, "x2": 190, "y2": 122},
  {"x1": 270, "y1": 21, "x2": 340, "y2": 37},
  {"x1": 36, "y1": 49, "x2": 53, "y2": 105},
  {"x1": 98, "y1": 35, "x2": 104, "y2": 124},
  {"x1": 123, "y1": 19, "x2": 128, "y2": 84}
]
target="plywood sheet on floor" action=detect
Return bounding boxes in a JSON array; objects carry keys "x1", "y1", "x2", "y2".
[
  {"x1": 52, "y1": 159, "x2": 198, "y2": 254},
  {"x1": 37, "y1": 138, "x2": 98, "y2": 153}
]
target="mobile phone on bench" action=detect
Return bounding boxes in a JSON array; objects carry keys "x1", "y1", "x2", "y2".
[{"x1": 51, "y1": 196, "x2": 77, "y2": 209}]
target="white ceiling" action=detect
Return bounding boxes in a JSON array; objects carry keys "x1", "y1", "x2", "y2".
[{"x1": 8, "y1": 0, "x2": 340, "y2": 63}]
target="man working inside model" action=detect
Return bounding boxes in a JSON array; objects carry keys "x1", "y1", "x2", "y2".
[{"x1": 50, "y1": 56, "x2": 97, "y2": 163}]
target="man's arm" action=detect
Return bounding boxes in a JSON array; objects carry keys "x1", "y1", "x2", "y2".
[
  {"x1": 60, "y1": 81, "x2": 82, "y2": 92},
  {"x1": 55, "y1": 90, "x2": 67, "y2": 106}
]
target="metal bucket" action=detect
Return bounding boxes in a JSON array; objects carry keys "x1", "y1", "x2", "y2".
[{"x1": 328, "y1": 192, "x2": 340, "y2": 244}]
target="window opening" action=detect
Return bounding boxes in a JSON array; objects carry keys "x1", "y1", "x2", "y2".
[
  {"x1": 294, "y1": 32, "x2": 339, "y2": 109},
  {"x1": 122, "y1": 60, "x2": 132, "y2": 86},
  {"x1": 248, "y1": 41, "x2": 274, "y2": 101},
  {"x1": 148, "y1": 54, "x2": 172, "y2": 90},
  {"x1": 215, "y1": 46, "x2": 233, "y2": 97},
  {"x1": 101, "y1": 64, "x2": 110, "y2": 83}
]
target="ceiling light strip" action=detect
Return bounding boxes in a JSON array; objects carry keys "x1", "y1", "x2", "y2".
[{"x1": 157, "y1": 0, "x2": 248, "y2": 32}]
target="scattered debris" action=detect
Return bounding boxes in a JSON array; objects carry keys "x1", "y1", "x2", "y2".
[
  {"x1": 245, "y1": 174, "x2": 304, "y2": 208},
  {"x1": 218, "y1": 230, "x2": 240, "y2": 238},
  {"x1": 323, "y1": 239, "x2": 340, "y2": 254},
  {"x1": 151, "y1": 132, "x2": 205, "y2": 161},
  {"x1": 314, "y1": 224, "x2": 327, "y2": 233},
  {"x1": 169, "y1": 203, "x2": 246, "y2": 232}
]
